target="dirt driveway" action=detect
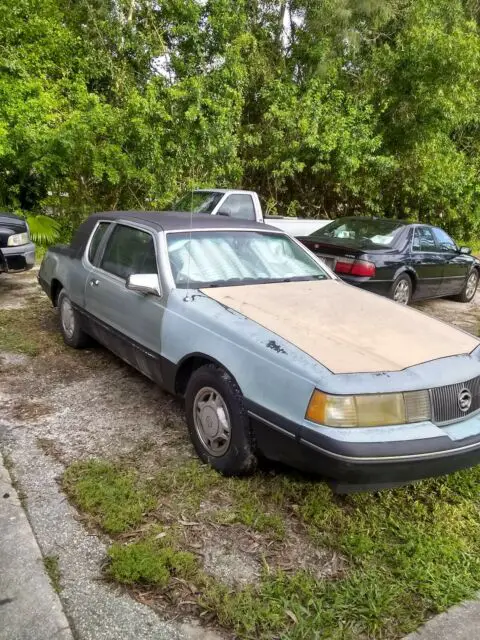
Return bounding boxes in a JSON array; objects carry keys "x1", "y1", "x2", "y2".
[
  {"x1": 0, "y1": 271, "x2": 219, "y2": 640},
  {"x1": 1, "y1": 269, "x2": 480, "y2": 640}
]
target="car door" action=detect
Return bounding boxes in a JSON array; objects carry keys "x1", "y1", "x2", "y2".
[
  {"x1": 409, "y1": 226, "x2": 444, "y2": 299},
  {"x1": 84, "y1": 221, "x2": 166, "y2": 384},
  {"x1": 431, "y1": 227, "x2": 471, "y2": 296}
]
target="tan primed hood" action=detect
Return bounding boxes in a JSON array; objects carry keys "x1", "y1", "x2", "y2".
[{"x1": 202, "y1": 280, "x2": 479, "y2": 374}]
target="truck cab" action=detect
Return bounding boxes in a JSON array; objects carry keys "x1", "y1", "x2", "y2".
[
  {"x1": 173, "y1": 189, "x2": 263, "y2": 222},
  {"x1": 171, "y1": 189, "x2": 331, "y2": 237}
]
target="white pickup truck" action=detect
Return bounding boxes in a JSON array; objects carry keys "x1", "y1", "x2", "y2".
[{"x1": 172, "y1": 189, "x2": 330, "y2": 237}]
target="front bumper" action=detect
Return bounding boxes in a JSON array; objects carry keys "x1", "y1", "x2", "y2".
[
  {"x1": 0, "y1": 242, "x2": 36, "y2": 272},
  {"x1": 248, "y1": 402, "x2": 480, "y2": 490}
]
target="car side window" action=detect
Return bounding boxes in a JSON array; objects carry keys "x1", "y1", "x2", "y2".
[
  {"x1": 220, "y1": 194, "x2": 256, "y2": 221},
  {"x1": 412, "y1": 227, "x2": 437, "y2": 252},
  {"x1": 100, "y1": 224, "x2": 158, "y2": 280},
  {"x1": 432, "y1": 228, "x2": 457, "y2": 253},
  {"x1": 88, "y1": 222, "x2": 110, "y2": 264}
]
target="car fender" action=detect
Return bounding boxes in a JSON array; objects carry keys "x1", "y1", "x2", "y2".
[
  {"x1": 160, "y1": 290, "x2": 330, "y2": 430},
  {"x1": 393, "y1": 265, "x2": 417, "y2": 289}
]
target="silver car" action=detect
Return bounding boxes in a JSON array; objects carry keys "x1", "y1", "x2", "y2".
[{"x1": 39, "y1": 211, "x2": 480, "y2": 491}]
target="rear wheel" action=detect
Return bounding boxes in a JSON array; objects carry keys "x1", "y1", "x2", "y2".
[
  {"x1": 58, "y1": 290, "x2": 90, "y2": 348},
  {"x1": 390, "y1": 274, "x2": 412, "y2": 305},
  {"x1": 185, "y1": 364, "x2": 257, "y2": 476},
  {"x1": 455, "y1": 270, "x2": 479, "y2": 303}
]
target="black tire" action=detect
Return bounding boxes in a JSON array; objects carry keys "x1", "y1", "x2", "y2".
[
  {"x1": 390, "y1": 274, "x2": 412, "y2": 305},
  {"x1": 58, "y1": 290, "x2": 90, "y2": 348},
  {"x1": 455, "y1": 269, "x2": 479, "y2": 303},
  {"x1": 184, "y1": 364, "x2": 257, "y2": 476}
]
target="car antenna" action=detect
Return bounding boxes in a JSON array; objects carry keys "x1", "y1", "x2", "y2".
[{"x1": 183, "y1": 182, "x2": 194, "y2": 302}]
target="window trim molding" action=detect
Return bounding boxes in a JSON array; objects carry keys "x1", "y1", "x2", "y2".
[
  {"x1": 83, "y1": 220, "x2": 113, "y2": 268},
  {"x1": 411, "y1": 225, "x2": 439, "y2": 254},
  {"x1": 91, "y1": 219, "x2": 163, "y2": 298}
]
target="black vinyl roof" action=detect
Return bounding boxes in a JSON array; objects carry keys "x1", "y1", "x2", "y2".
[
  {"x1": 70, "y1": 210, "x2": 279, "y2": 256},
  {"x1": 88, "y1": 210, "x2": 275, "y2": 231}
]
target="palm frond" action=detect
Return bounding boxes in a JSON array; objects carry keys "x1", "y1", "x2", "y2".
[{"x1": 26, "y1": 215, "x2": 61, "y2": 245}]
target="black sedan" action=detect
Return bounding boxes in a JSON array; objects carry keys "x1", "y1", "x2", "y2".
[{"x1": 298, "y1": 217, "x2": 480, "y2": 305}]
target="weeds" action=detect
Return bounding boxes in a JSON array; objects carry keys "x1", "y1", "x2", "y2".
[
  {"x1": 64, "y1": 457, "x2": 480, "y2": 638},
  {"x1": 43, "y1": 555, "x2": 61, "y2": 593}
]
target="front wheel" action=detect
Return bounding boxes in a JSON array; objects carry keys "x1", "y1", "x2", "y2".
[
  {"x1": 58, "y1": 290, "x2": 90, "y2": 348},
  {"x1": 455, "y1": 270, "x2": 479, "y2": 303},
  {"x1": 184, "y1": 364, "x2": 257, "y2": 476},
  {"x1": 390, "y1": 274, "x2": 412, "y2": 305}
]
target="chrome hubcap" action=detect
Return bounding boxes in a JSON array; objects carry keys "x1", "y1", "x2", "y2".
[
  {"x1": 193, "y1": 387, "x2": 231, "y2": 457},
  {"x1": 60, "y1": 297, "x2": 75, "y2": 339},
  {"x1": 393, "y1": 280, "x2": 410, "y2": 304},
  {"x1": 466, "y1": 272, "x2": 478, "y2": 299}
]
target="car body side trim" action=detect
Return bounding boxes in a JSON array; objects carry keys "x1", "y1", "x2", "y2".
[{"x1": 248, "y1": 411, "x2": 296, "y2": 439}]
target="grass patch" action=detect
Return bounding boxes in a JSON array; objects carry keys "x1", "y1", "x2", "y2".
[
  {"x1": 107, "y1": 531, "x2": 198, "y2": 587},
  {"x1": 0, "y1": 297, "x2": 62, "y2": 356},
  {"x1": 64, "y1": 457, "x2": 480, "y2": 639},
  {"x1": 154, "y1": 460, "x2": 286, "y2": 538},
  {"x1": 63, "y1": 460, "x2": 156, "y2": 534},
  {"x1": 43, "y1": 555, "x2": 61, "y2": 593}
]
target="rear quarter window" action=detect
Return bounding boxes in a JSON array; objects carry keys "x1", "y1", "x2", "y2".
[{"x1": 88, "y1": 222, "x2": 110, "y2": 263}]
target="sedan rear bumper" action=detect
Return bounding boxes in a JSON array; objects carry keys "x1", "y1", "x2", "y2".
[
  {"x1": 248, "y1": 402, "x2": 480, "y2": 491},
  {"x1": 340, "y1": 274, "x2": 392, "y2": 297},
  {"x1": 1, "y1": 242, "x2": 36, "y2": 272}
]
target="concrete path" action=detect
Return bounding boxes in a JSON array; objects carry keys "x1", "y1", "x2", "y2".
[
  {"x1": 404, "y1": 600, "x2": 480, "y2": 640},
  {"x1": 0, "y1": 454, "x2": 73, "y2": 640}
]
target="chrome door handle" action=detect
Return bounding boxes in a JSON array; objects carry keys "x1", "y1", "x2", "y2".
[{"x1": 89, "y1": 279, "x2": 99, "y2": 287}]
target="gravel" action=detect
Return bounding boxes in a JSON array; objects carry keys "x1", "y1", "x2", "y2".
[{"x1": 0, "y1": 270, "x2": 223, "y2": 640}]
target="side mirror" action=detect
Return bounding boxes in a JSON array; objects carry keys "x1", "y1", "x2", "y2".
[
  {"x1": 460, "y1": 246, "x2": 472, "y2": 255},
  {"x1": 217, "y1": 210, "x2": 231, "y2": 217},
  {"x1": 126, "y1": 273, "x2": 161, "y2": 296}
]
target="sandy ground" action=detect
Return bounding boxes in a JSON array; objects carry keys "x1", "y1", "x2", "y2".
[{"x1": 1, "y1": 268, "x2": 479, "y2": 639}]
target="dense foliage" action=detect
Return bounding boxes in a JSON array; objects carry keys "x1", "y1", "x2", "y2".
[{"x1": 1, "y1": 0, "x2": 480, "y2": 239}]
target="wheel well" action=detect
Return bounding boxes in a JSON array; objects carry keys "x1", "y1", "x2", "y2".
[
  {"x1": 174, "y1": 355, "x2": 233, "y2": 396},
  {"x1": 50, "y1": 279, "x2": 63, "y2": 307},
  {"x1": 399, "y1": 269, "x2": 416, "y2": 292}
]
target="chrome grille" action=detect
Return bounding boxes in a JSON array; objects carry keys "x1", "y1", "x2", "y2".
[{"x1": 430, "y1": 375, "x2": 480, "y2": 425}]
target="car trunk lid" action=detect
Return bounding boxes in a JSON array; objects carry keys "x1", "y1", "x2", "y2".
[{"x1": 299, "y1": 239, "x2": 375, "y2": 275}]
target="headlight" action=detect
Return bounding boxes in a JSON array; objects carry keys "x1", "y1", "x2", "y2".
[
  {"x1": 7, "y1": 232, "x2": 29, "y2": 247},
  {"x1": 306, "y1": 389, "x2": 431, "y2": 428}
]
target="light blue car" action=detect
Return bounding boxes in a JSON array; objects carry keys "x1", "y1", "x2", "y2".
[{"x1": 39, "y1": 211, "x2": 480, "y2": 491}]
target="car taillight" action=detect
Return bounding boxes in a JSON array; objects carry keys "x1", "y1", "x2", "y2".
[
  {"x1": 334, "y1": 259, "x2": 375, "y2": 277},
  {"x1": 335, "y1": 259, "x2": 353, "y2": 274},
  {"x1": 351, "y1": 260, "x2": 376, "y2": 277}
]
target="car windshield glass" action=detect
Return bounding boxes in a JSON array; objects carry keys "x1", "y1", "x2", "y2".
[
  {"x1": 172, "y1": 192, "x2": 223, "y2": 214},
  {"x1": 310, "y1": 218, "x2": 404, "y2": 248},
  {"x1": 167, "y1": 231, "x2": 329, "y2": 288}
]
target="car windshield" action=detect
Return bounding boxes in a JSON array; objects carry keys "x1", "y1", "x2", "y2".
[
  {"x1": 172, "y1": 192, "x2": 223, "y2": 214},
  {"x1": 167, "y1": 230, "x2": 329, "y2": 288},
  {"x1": 310, "y1": 217, "x2": 405, "y2": 248}
]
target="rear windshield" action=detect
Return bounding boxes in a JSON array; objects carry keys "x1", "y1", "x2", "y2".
[{"x1": 309, "y1": 217, "x2": 405, "y2": 248}]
